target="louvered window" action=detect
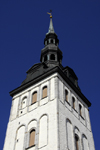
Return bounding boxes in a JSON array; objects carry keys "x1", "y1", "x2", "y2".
[
  {"x1": 32, "y1": 92, "x2": 37, "y2": 104},
  {"x1": 42, "y1": 86, "x2": 47, "y2": 98},
  {"x1": 29, "y1": 129, "x2": 35, "y2": 147}
]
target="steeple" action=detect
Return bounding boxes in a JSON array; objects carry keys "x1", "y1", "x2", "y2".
[
  {"x1": 47, "y1": 13, "x2": 55, "y2": 34},
  {"x1": 3, "y1": 13, "x2": 95, "y2": 150},
  {"x1": 40, "y1": 13, "x2": 63, "y2": 66}
]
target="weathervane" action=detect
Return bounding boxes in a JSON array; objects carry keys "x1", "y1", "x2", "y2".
[{"x1": 47, "y1": 10, "x2": 52, "y2": 18}]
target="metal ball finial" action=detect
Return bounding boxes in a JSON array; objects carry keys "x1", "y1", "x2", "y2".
[{"x1": 47, "y1": 10, "x2": 52, "y2": 18}]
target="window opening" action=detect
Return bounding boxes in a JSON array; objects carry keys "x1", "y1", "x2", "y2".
[
  {"x1": 75, "y1": 134, "x2": 79, "y2": 150},
  {"x1": 44, "y1": 55, "x2": 47, "y2": 62},
  {"x1": 45, "y1": 41, "x2": 47, "y2": 46},
  {"x1": 22, "y1": 97, "x2": 27, "y2": 109},
  {"x1": 42, "y1": 86, "x2": 47, "y2": 98},
  {"x1": 79, "y1": 104, "x2": 82, "y2": 116},
  {"x1": 32, "y1": 92, "x2": 37, "y2": 104},
  {"x1": 50, "y1": 54, "x2": 55, "y2": 60},
  {"x1": 65, "y1": 90, "x2": 68, "y2": 102},
  {"x1": 72, "y1": 97, "x2": 75, "y2": 109},
  {"x1": 51, "y1": 39, "x2": 53, "y2": 43},
  {"x1": 29, "y1": 129, "x2": 35, "y2": 147}
]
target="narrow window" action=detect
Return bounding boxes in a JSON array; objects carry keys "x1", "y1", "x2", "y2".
[
  {"x1": 44, "y1": 55, "x2": 47, "y2": 62},
  {"x1": 15, "y1": 126, "x2": 25, "y2": 150},
  {"x1": 51, "y1": 39, "x2": 53, "y2": 43},
  {"x1": 75, "y1": 134, "x2": 79, "y2": 150},
  {"x1": 29, "y1": 129, "x2": 35, "y2": 147},
  {"x1": 47, "y1": 40, "x2": 49, "y2": 44},
  {"x1": 50, "y1": 54, "x2": 55, "y2": 60},
  {"x1": 22, "y1": 97, "x2": 27, "y2": 109},
  {"x1": 45, "y1": 41, "x2": 47, "y2": 46},
  {"x1": 65, "y1": 90, "x2": 68, "y2": 102},
  {"x1": 79, "y1": 104, "x2": 82, "y2": 116},
  {"x1": 42, "y1": 86, "x2": 47, "y2": 98},
  {"x1": 39, "y1": 115, "x2": 47, "y2": 148},
  {"x1": 67, "y1": 119, "x2": 73, "y2": 150},
  {"x1": 32, "y1": 92, "x2": 37, "y2": 104},
  {"x1": 72, "y1": 97, "x2": 75, "y2": 109}
]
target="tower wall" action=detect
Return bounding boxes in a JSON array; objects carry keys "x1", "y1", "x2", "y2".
[
  {"x1": 3, "y1": 73, "x2": 95, "y2": 150},
  {"x1": 3, "y1": 73, "x2": 59, "y2": 150},
  {"x1": 57, "y1": 75, "x2": 95, "y2": 150}
]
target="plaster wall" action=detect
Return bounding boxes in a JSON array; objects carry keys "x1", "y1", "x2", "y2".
[
  {"x1": 3, "y1": 73, "x2": 59, "y2": 150},
  {"x1": 3, "y1": 73, "x2": 95, "y2": 150},
  {"x1": 58, "y1": 76, "x2": 95, "y2": 150}
]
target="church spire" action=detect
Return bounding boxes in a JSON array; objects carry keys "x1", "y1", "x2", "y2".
[
  {"x1": 40, "y1": 12, "x2": 63, "y2": 65},
  {"x1": 47, "y1": 12, "x2": 55, "y2": 34},
  {"x1": 43, "y1": 11, "x2": 59, "y2": 47}
]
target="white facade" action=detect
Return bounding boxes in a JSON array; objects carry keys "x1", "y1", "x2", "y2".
[{"x1": 3, "y1": 73, "x2": 95, "y2": 150}]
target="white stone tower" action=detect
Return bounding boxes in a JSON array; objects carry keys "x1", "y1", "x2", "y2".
[{"x1": 3, "y1": 15, "x2": 95, "y2": 150}]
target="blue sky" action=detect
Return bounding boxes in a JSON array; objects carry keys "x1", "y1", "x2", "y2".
[{"x1": 0, "y1": 0, "x2": 100, "y2": 149}]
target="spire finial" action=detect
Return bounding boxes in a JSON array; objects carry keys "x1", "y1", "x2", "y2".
[
  {"x1": 47, "y1": 10, "x2": 52, "y2": 18},
  {"x1": 47, "y1": 10, "x2": 55, "y2": 34}
]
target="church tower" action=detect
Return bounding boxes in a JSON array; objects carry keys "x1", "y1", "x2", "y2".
[{"x1": 3, "y1": 15, "x2": 95, "y2": 150}]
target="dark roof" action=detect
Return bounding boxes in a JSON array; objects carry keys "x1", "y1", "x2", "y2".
[
  {"x1": 9, "y1": 62, "x2": 91, "y2": 107},
  {"x1": 63, "y1": 66, "x2": 78, "y2": 80},
  {"x1": 9, "y1": 18, "x2": 91, "y2": 107},
  {"x1": 21, "y1": 62, "x2": 55, "y2": 85}
]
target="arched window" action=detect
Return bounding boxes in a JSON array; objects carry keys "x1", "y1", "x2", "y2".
[
  {"x1": 44, "y1": 55, "x2": 47, "y2": 62},
  {"x1": 45, "y1": 41, "x2": 47, "y2": 46},
  {"x1": 65, "y1": 90, "x2": 68, "y2": 102},
  {"x1": 22, "y1": 97, "x2": 27, "y2": 109},
  {"x1": 15, "y1": 126, "x2": 25, "y2": 150},
  {"x1": 75, "y1": 134, "x2": 79, "y2": 150},
  {"x1": 39, "y1": 115, "x2": 47, "y2": 148},
  {"x1": 42, "y1": 86, "x2": 47, "y2": 98},
  {"x1": 29, "y1": 129, "x2": 35, "y2": 147},
  {"x1": 79, "y1": 104, "x2": 82, "y2": 116},
  {"x1": 51, "y1": 39, "x2": 53, "y2": 43},
  {"x1": 50, "y1": 54, "x2": 55, "y2": 60},
  {"x1": 72, "y1": 97, "x2": 75, "y2": 109},
  {"x1": 83, "y1": 134, "x2": 89, "y2": 150},
  {"x1": 67, "y1": 119, "x2": 73, "y2": 150},
  {"x1": 32, "y1": 92, "x2": 37, "y2": 104}
]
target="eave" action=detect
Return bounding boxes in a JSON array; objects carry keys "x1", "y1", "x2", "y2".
[{"x1": 9, "y1": 66, "x2": 91, "y2": 107}]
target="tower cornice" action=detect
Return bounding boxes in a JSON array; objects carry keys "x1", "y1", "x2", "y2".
[{"x1": 9, "y1": 65, "x2": 91, "y2": 107}]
